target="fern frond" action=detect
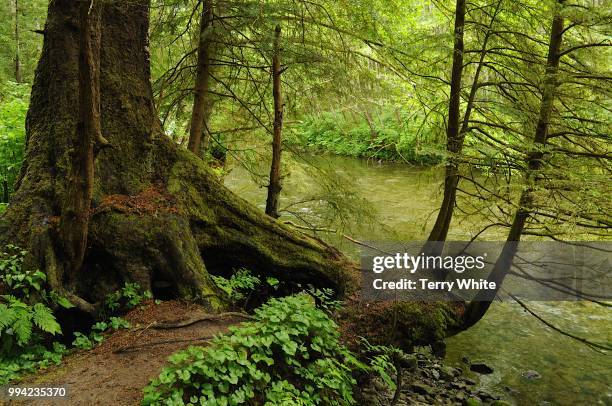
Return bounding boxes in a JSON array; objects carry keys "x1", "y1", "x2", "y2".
[
  {"x1": 0, "y1": 304, "x2": 17, "y2": 329},
  {"x1": 31, "y1": 303, "x2": 61, "y2": 335},
  {"x1": 12, "y1": 316, "x2": 32, "y2": 346}
]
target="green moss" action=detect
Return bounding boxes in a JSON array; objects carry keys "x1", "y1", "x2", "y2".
[{"x1": 390, "y1": 302, "x2": 461, "y2": 344}]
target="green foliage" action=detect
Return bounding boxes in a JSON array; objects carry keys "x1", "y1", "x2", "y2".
[
  {"x1": 212, "y1": 268, "x2": 261, "y2": 306},
  {"x1": 0, "y1": 296, "x2": 61, "y2": 352},
  {"x1": 0, "y1": 244, "x2": 45, "y2": 297},
  {"x1": 143, "y1": 294, "x2": 366, "y2": 405},
  {"x1": 360, "y1": 339, "x2": 411, "y2": 391},
  {"x1": 289, "y1": 111, "x2": 444, "y2": 165},
  {"x1": 103, "y1": 282, "x2": 152, "y2": 314},
  {"x1": 307, "y1": 288, "x2": 342, "y2": 315},
  {"x1": 0, "y1": 81, "x2": 29, "y2": 202},
  {"x1": 0, "y1": 341, "x2": 66, "y2": 385},
  {"x1": 0, "y1": 245, "x2": 67, "y2": 355},
  {"x1": 72, "y1": 317, "x2": 130, "y2": 350}
]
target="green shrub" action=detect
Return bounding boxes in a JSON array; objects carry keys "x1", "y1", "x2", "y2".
[
  {"x1": 212, "y1": 269, "x2": 261, "y2": 306},
  {"x1": 143, "y1": 294, "x2": 365, "y2": 405},
  {"x1": 0, "y1": 342, "x2": 66, "y2": 385},
  {"x1": 71, "y1": 316, "x2": 131, "y2": 350},
  {"x1": 0, "y1": 245, "x2": 67, "y2": 355},
  {"x1": 103, "y1": 282, "x2": 152, "y2": 314}
]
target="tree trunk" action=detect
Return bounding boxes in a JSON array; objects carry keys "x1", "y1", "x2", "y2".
[
  {"x1": 462, "y1": 4, "x2": 564, "y2": 328},
  {"x1": 427, "y1": 0, "x2": 502, "y2": 246},
  {"x1": 59, "y1": 0, "x2": 101, "y2": 285},
  {"x1": 427, "y1": 0, "x2": 465, "y2": 243},
  {"x1": 265, "y1": 25, "x2": 283, "y2": 218},
  {"x1": 14, "y1": 0, "x2": 21, "y2": 83},
  {"x1": 187, "y1": 0, "x2": 214, "y2": 156}
]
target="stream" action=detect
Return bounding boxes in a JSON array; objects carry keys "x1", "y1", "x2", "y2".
[{"x1": 224, "y1": 154, "x2": 611, "y2": 406}]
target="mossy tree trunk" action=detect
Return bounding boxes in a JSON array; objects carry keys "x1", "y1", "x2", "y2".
[
  {"x1": 265, "y1": 24, "x2": 283, "y2": 219},
  {"x1": 0, "y1": 0, "x2": 352, "y2": 314},
  {"x1": 187, "y1": 0, "x2": 214, "y2": 156}
]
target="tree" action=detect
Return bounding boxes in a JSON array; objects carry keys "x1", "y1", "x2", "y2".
[
  {"x1": 265, "y1": 24, "x2": 283, "y2": 218},
  {"x1": 187, "y1": 0, "x2": 214, "y2": 155},
  {"x1": 58, "y1": 0, "x2": 105, "y2": 296},
  {"x1": 13, "y1": 0, "x2": 21, "y2": 83},
  {"x1": 462, "y1": 0, "x2": 609, "y2": 327}
]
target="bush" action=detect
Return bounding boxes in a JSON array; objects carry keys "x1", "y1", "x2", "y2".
[{"x1": 143, "y1": 294, "x2": 365, "y2": 405}]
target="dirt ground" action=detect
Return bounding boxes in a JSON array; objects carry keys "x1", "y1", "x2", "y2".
[{"x1": 7, "y1": 300, "x2": 241, "y2": 406}]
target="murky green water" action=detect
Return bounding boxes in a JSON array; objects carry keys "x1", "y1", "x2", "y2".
[{"x1": 224, "y1": 154, "x2": 611, "y2": 406}]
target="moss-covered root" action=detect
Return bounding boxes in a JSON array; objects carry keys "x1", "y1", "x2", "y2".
[
  {"x1": 338, "y1": 298, "x2": 465, "y2": 352},
  {"x1": 87, "y1": 210, "x2": 223, "y2": 310}
]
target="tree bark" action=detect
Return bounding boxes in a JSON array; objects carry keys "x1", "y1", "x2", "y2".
[
  {"x1": 14, "y1": 0, "x2": 21, "y2": 83},
  {"x1": 427, "y1": 0, "x2": 503, "y2": 246},
  {"x1": 59, "y1": 0, "x2": 101, "y2": 284},
  {"x1": 265, "y1": 24, "x2": 283, "y2": 219},
  {"x1": 427, "y1": 0, "x2": 465, "y2": 243},
  {"x1": 463, "y1": 3, "x2": 564, "y2": 328},
  {"x1": 187, "y1": 0, "x2": 214, "y2": 156}
]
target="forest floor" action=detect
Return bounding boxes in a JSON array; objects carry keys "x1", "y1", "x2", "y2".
[{"x1": 10, "y1": 300, "x2": 242, "y2": 406}]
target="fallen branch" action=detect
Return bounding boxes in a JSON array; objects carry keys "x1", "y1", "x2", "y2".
[
  {"x1": 152, "y1": 312, "x2": 253, "y2": 329},
  {"x1": 113, "y1": 336, "x2": 213, "y2": 354}
]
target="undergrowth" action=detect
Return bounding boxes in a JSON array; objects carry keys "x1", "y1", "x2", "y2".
[
  {"x1": 0, "y1": 245, "x2": 149, "y2": 383},
  {"x1": 143, "y1": 293, "x2": 366, "y2": 405},
  {"x1": 288, "y1": 112, "x2": 444, "y2": 164}
]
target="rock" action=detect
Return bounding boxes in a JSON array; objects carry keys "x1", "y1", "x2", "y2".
[
  {"x1": 463, "y1": 397, "x2": 482, "y2": 406},
  {"x1": 464, "y1": 378, "x2": 477, "y2": 385},
  {"x1": 399, "y1": 353, "x2": 418, "y2": 371},
  {"x1": 411, "y1": 382, "x2": 435, "y2": 396},
  {"x1": 522, "y1": 370, "x2": 542, "y2": 380},
  {"x1": 470, "y1": 362, "x2": 494, "y2": 374},
  {"x1": 372, "y1": 378, "x2": 387, "y2": 391},
  {"x1": 440, "y1": 366, "x2": 459, "y2": 380},
  {"x1": 451, "y1": 381, "x2": 467, "y2": 390}
]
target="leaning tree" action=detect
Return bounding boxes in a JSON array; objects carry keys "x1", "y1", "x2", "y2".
[{"x1": 0, "y1": 0, "x2": 462, "y2": 347}]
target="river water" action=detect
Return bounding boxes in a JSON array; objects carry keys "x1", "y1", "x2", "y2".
[{"x1": 224, "y1": 154, "x2": 611, "y2": 406}]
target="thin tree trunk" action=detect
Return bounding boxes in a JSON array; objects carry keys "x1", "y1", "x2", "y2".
[
  {"x1": 463, "y1": 4, "x2": 564, "y2": 328},
  {"x1": 427, "y1": 0, "x2": 465, "y2": 242},
  {"x1": 2, "y1": 180, "x2": 8, "y2": 203},
  {"x1": 14, "y1": 0, "x2": 21, "y2": 83},
  {"x1": 59, "y1": 0, "x2": 101, "y2": 282},
  {"x1": 187, "y1": 0, "x2": 213, "y2": 155},
  {"x1": 427, "y1": 0, "x2": 503, "y2": 243},
  {"x1": 265, "y1": 24, "x2": 283, "y2": 218}
]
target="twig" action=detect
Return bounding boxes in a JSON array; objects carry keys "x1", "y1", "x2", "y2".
[{"x1": 507, "y1": 291, "x2": 612, "y2": 353}]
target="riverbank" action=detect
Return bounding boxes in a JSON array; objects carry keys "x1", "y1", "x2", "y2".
[
  {"x1": 358, "y1": 350, "x2": 511, "y2": 406},
  {"x1": 286, "y1": 112, "x2": 445, "y2": 164}
]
